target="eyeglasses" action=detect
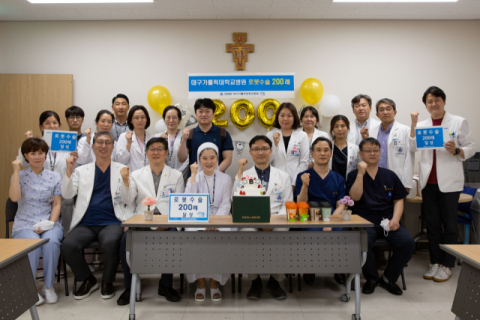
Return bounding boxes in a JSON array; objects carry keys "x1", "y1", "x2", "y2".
[
  {"x1": 132, "y1": 116, "x2": 147, "y2": 121},
  {"x1": 148, "y1": 148, "x2": 165, "y2": 153},
  {"x1": 361, "y1": 149, "x2": 380, "y2": 154},
  {"x1": 95, "y1": 140, "x2": 113, "y2": 146},
  {"x1": 251, "y1": 147, "x2": 271, "y2": 152},
  {"x1": 378, "y1": 107, "x2": 394, "y2": 113},
  {"x1": 68, "y1": 116, "x2": 83, "y2": 121}
]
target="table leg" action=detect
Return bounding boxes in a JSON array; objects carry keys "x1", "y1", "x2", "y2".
[
  {"x1": 129, "y1": 273, "x2": 138, "y2": 320},
  {"x1": 29, "y1": 305, "x2": 40, "y2": 320},
  {"x1": 354, "y1": 273, "x2": 361, "y2": 317}
]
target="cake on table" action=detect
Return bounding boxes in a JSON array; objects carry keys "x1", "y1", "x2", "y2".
[{"x1": 236, "y1": 176, "x2": 266, "y2": 196}]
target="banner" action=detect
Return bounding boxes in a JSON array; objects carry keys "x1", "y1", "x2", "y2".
[
  {"x1": 188, "y1": 73, "x2": 295, "y2": 99},
  {"x1": 415, "y1": 126, "x2": 450, "y2": 149}
]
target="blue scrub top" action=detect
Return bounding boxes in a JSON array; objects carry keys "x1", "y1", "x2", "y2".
[
  {"x1": 346, "y1": 167, "x2": 408, "y2": 226},
  {"x1": 295, "y1": 168, "x2": 346, "y2": 209}
]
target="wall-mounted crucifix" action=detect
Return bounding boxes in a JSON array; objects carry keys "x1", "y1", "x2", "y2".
[{"x1": 226, "y1": 33, "x2": 254, "y2": 71}]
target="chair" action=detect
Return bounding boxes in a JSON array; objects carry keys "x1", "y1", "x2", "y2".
[
  {"x1": 5, "y1": 198, "x2": 69, "y2": 296},
  {"x1": 373, "y1": 238, "x2": 407, "y2": 290},
  {"x1": 457, "y1": 186, "x2": 478, "y2": 245}
]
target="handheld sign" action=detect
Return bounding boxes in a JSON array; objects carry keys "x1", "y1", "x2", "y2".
[
  {"x1": 168, "y1": 193, "x2": 209, "y2": 222},
  {"x1": 415, "y1": 126, "x2": 450, "y2": 150},
  {"x1": 43, "y1": 130, "x2": 78, "y2": 153}
]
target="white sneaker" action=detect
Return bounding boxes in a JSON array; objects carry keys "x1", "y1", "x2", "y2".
[
  {"x1": 433, "y1": 265, "x2": 452, "y2": 282},
  {"x1": 36, "y1": 293, "x2": 45, "y2": 306},
  {"x1": 423, "y1": 263, "x2": 440, "y2": 280},
  {"x1": 42, "y1": 286, "x2": 58, "y2": 304}
]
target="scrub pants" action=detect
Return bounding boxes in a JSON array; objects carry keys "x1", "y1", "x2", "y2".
[{"x1": 12, "y1": 224, "x2": 64, "y2": 288}]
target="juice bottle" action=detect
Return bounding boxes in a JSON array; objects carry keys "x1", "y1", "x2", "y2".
[{"x1": 297, "y1": 202, "x2": 310, "y2": 221}]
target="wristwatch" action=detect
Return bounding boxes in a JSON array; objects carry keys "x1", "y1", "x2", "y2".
[{"x1": 455, "y1": 148, "x2": 461, "y2": 155}]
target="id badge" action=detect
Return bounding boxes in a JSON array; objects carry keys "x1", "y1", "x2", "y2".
[
  {"x1": 291, "y1": 146, "x2": 301, "y2": 157},
  {"x1": 161, "y1": 190, "x2": 169, "y2": 198},
  {"x1": 273, "y1": 187, "x2": 282, "y2": 194},
  {"x1": 114, "y1": 196, "x2": 122, "y2": 204},
  {"x1": 48, "y1": 196, "x2": 55, "y2": 203}
]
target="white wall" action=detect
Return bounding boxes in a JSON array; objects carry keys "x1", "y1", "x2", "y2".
[{"x1": 1, "y1": 19, "x2": 479, "y2": 179}]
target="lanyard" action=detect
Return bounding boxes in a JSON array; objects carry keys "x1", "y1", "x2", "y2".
[
  {"x1": 166, "y1": 130, "x2": 178, "y2": 164},
  {"x1": 204, "y1": 173, "x2": 215, "y2": 209},
  {"x1": 137, "y1": 132, "x2": 147, "y2": 167},
  {"x1": 48, "y1": 152, "x2": 57, "y2": 172}
]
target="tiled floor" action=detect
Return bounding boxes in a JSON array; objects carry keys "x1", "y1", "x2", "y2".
[{"x1": 18, "y1": 251, "x2": 460, "y2": 320}]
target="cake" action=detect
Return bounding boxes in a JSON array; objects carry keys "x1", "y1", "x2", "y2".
[{"x1": 236, "y1": 175, "x2": 267, "y2": 196}]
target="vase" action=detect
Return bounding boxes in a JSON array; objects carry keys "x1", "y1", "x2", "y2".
[
  {"x1": 342, "y1": 210, "x2": 352, "y2": 221},
  {"x1": 144, "y1": 210, "x2": 154, "y2": 221}
]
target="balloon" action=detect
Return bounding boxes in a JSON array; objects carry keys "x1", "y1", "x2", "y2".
[
  {"x1": 300, "y1": 78, "x2": 324, "y2": 105},
  {"x1": 172, "y1": 99, "x2": 192, "y2": 127},
  {"x1": 155, "y1": 119, "x2": 167, "y2": 133},
  {"x1": 212, "y1": 99, "x2": 228, "y2": 128},
  {"x1": 257, "y1": 98, "x2": 280, "y2": 130},
  {"x1": 319, "y1": 94, "x2": 341, "y2": 117},
  {"x1": 147, "y1": 86, "x2": 171, "y2": 115},
  {"x1": 230, "y1": 99, "x2": 255, "y2": 130}
]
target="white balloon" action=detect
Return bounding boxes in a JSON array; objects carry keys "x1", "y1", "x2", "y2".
[
  {"x1": 155, "y1": 119, "x2": 167, "y2": 133},
  {"x1": 319, "y1": 95, "x2": 341, "y2": 118}
]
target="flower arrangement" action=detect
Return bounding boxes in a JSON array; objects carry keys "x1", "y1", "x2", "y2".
[
  {"x1": 339, "y1": 196, "x2": 354, "y2": 211},
  {"x1": 142, "y1": 197, "x2": 157, "y2": 211}
]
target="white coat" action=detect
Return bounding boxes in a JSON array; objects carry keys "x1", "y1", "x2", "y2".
[
  {"x1": 121, "y1": 165, "x2": 184, "y2": 216},
  {"x1": 154, "y1": 130, "x2": 189, "y2": 173},
  {"x1": 77, "y1": 135, "x2": 117, "y2": 165},
  {"x1": 328, "y1": 142, "x2": 360, "y2": 179},
  {"x1": 409, "y1": 112, "x2": 476, "y2": 192},
  {"x1": 115, "y1": 131, "x2": 154, "y2": 172},
  {"x1": 232, "y1": 166, "x2": 293, "y2": 216},
  {"x1": 17, "y1": 147, "x2": 69, "y2": 178},
  {"x1": 307, "y1": 128, "x2": 330, "y2": 163},
  {"x1": 61, "y1": 161, "x2": 134, "y2": 231},
  {"x1": 347, "y1": 117, "x2": 381, "y2": 146},
  {"x1": 370, "y1": 121, "x2": 414, "y2": 189},
  {"x1": 266, "y1": 128, "x2": 309, "y2": 186}
]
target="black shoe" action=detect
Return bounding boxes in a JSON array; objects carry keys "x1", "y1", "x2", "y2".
[
  {"x1": 247, "y1": 277, "x2": 262, "y2": 300},
  {"x1": 362, "y1": 279, "x2": 377, "y2": 294},
  {"x1": 74, "y1": 274, "x2": 98, "y2": 300},
  {"x1": 117, "y1": 289, "x2": 130, "y2": 306},
  {"x1": 378, "y1": 277, "x2": 403, "y2": 296},
  {"x1": 266, "y1": 277, "x2": 287, "y2": 300},
  {"x1": 158, "y1": 284, "x2": 181, "y2": 302},
  {"x1": 101, "y1": 281, "x2": 115, "y2": 299},
  {"x1": 334, "y1": 274, "x2": 346, "y2": 285},
  {"x1": 303, "y1": 274, "x2": 315, "y2": 286}
]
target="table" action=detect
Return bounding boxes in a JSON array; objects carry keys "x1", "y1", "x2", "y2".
[
  {"x1": 123, "y1": 214, "x2": 373, "y2": 320},
  {"x1": 406, "y1": 193, "x2": 473, "y2": 204},
  {"x1": 0, "y1": 238, "x2": 49, "y2": 320},
  {"x1": 440, "y1": 245, "x2": 480, "y2": 320}
]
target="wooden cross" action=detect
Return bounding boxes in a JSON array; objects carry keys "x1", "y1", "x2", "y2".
[{"x1": 226, "y1": 33, "x2": 254, "y2": 71}]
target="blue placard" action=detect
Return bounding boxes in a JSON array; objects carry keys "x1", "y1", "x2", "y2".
[
  {"x1": 168, "y1": 193, "x2": 209, "y2": 222},
  {"x1": 188, "y1": 73, "x2": 295, "y2": 99},
  {"x1": 415, "y1": 126, "x2": 450, "y2": 150},
  {"x1": 43, "y1": 130, "x2": 78, "y2": 153}
]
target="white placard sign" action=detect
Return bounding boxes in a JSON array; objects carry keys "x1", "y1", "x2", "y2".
[
  {"x1": 168, "y1": 193, "x2": 209, "y2": 222},
  {"x1": 43, "y1": 130, "x2": 78, "y2": 153}
]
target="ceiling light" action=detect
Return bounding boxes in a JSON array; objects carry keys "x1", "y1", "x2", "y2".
[
  {"x1": 28, "y1": 0, "x2": 153, "y2": 3},
  {"x1": 333, "y1": 0, "x2": 458, "y2": 2}
]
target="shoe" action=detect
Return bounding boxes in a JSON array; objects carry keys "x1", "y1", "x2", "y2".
[
  {"x1": 266, "y1": 277, "x2": 287, "y2": 300},
  {"x1": 42, "y1": 286, "x2": 58, "y2": 304},
  {"x1": 362, "y1": 279, "x2": 377, "y2": 294},
  {"x1": 74, "y1": 275, "x2": 98, "y2": 300},
  {"x1": 247, "y1": 277, "x2": 262, "y2": 300},
  {"x1": 378, "y1": 277, "x2": 403, "y2": 296},
  {"x1": 424, "y1": 264, "x2": 440, "y2": 280},
  {"x1": 117, "y1": 289, "x2": 130, "y2": 306},
  {"x1": 195, "y1": 286, "x2": 206, "y2": 302},
  {"x1": 210, "y1": 287, "x2": 222, "y2": 301},
  {"x1": 36, "y1": 293, "x2": 45, "y2": 306},
  {"x1": 433, "y1": 265, "x2": 452, "y2": 282},
  {"x1": 334, "y1": 274, "x2": 346, "y2": 285},
  {"x1": 303, "y1": 274, "x2": 315, "y2": 285},
  {"x1": 101, "y1": 281, "x2": 115, "y2": 299},
  {"x1": 158, "y1": 284, "x2": 181, "y2": 302}
]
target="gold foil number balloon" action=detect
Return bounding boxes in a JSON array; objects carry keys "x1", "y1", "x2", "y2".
[
  {"x1": 230, "y1": 99, "x2": 255, "y2": 130},
  {"x1": 212, "y1": 99, "x2": 228, "y2": 128},
  {"x1": 257, "y1": 98, "x2": 280, "y2": 131},
  {"x1": 147, "y1": 86, "x2": 171, "y2": 115}
]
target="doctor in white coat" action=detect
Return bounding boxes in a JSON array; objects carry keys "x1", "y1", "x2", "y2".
[
  {"x1": 116, "y1": 105, "x2": 154, "y2": 172},
  {"x1": 266, "y1": 102, "x2": 309, "y2": 194},
  {"x1": 328, "y1": 115, "x2": 360, "y2": 182},
  {"x1": 77, "y1": 110, "x2": 118, "y2": 164},
  {"x1": 61, "y1": 131, "x2": 133, "y2": 301},
  {"x1": 234, "y1": 135, "x2": 293, "y2": 301},
  {"x1": 117, "y1": 136, "x2": 184, "y2": 305},
  {"x1": 347, "y1": 94, "x2": 381, "y2": 146},
  {"x1": 185, "y1": 142, "x2": 233, "y2": 302},
  {"x1": 363, "y1": 99, "x2": 414, "y2": 190},
  {"x1": 300, "y1": 106, "x2": 330, "y2": 167},
  {"x1": 409, "y1": 86, "x2": 476, "y2": 282}
]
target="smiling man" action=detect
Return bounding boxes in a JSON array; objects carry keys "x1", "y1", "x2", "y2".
[
  {"x1": 110, "y1": 94, "x2": 130, "y2": 141},
  {"x1": 347, "y1": 94, "x2": 381, "y2": 146}
]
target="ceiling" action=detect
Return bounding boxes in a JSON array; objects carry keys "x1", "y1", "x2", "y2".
[{"x1": 0, "y1": 0, "x2": 479, "y2": 21}]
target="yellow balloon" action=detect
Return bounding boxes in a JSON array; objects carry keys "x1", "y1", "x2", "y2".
[
  {"x1": 300, "y1": 78, "x2": 324, "y2": 105},
  {"x1": 212, "y1": 99, "x2": 228, "y2": 128},
  {"x1": 230, "y1": 99, "x2": 255, "y2": 130},
  {"x1": 257, "y1": 98, "x2": 280, "y2": 130},
  {"x1": 147, "y1": 86, "x2": 171, "y2": 115}
]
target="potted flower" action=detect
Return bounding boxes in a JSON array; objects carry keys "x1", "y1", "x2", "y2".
[
  {"x1": 339, "y1": 196, "x2": 354, "y2": 221},
  {"x1": 142, "y1": 196, "x2": 157, "y2": 221}
]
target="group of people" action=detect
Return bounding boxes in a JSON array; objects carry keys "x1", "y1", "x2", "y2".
[{"x1": 9, "y1": 87, "x2": 475, "y2": 307}]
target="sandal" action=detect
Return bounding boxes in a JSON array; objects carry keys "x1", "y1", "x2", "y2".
[
  {"x1": 210, "y1": 287, "x2": 222, "y2": 301},
  {"x1": 195, "y1": 286, "x2": 206, "y2": 302}
]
